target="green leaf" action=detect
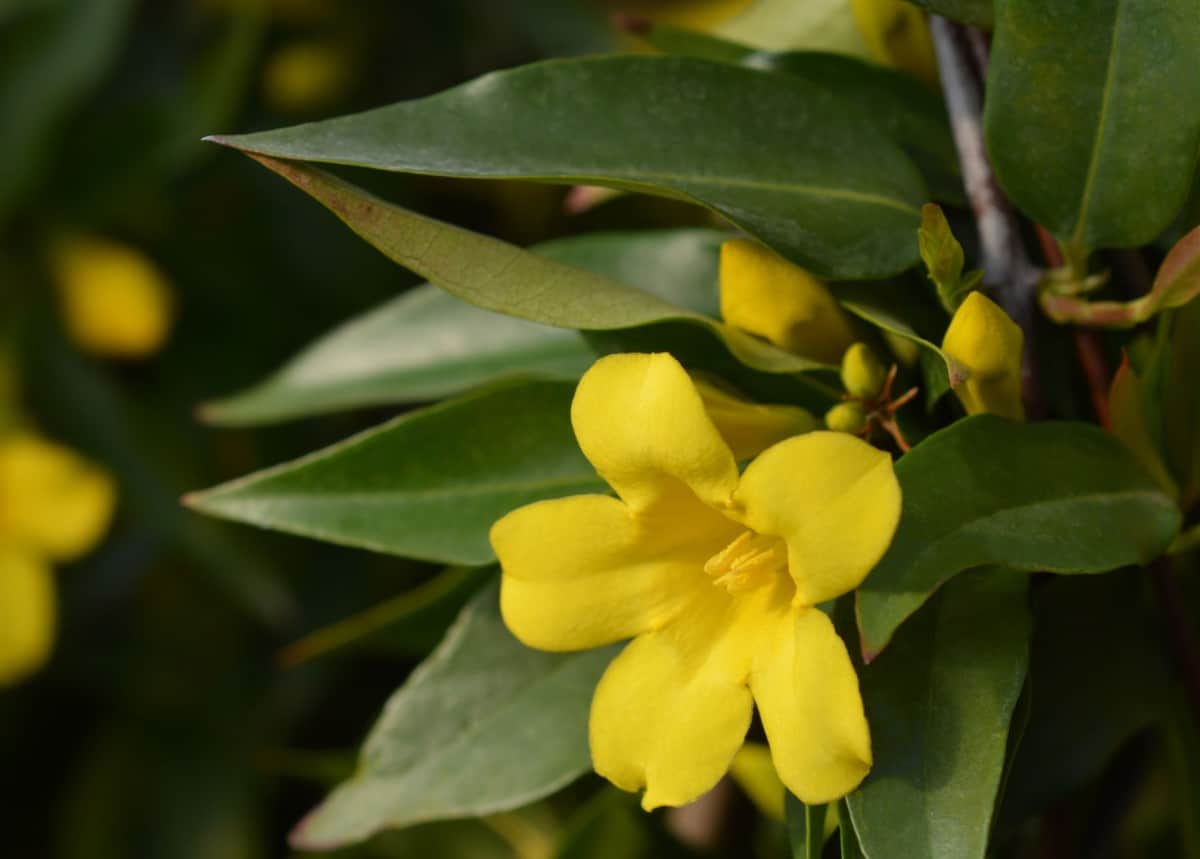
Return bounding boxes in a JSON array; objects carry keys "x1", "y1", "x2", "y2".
[
  {"x1": 804, "y1": 804, "x2": 827, "y2": 859},
  {"x1": 856, "y1": 415, "x2": 1181, "y2": 658},
  {"x1": 186, "y1": 381, "x2": 604, "y2": 566},
  {"x1": 644, "y1": 25, "x2": 756, "y2": 64},
  {"x1": 291, "y1": 581, "x2": 617, "y2": 849},
  {"x1": 838, "y1": 799, "x2": 865, "y2": 859},
  {"x1": 209, "y1": 55, "x2": 927, "y2": 279},
  {"x1": 995, "y1": 571, "x2": 1169, "y2": 829},
  {"x1": 742, "y1": 51, "x2": 962, "y2": 204},
  {"x1": 227, "y1": 156, "x2": 834, "y2": 383},
  {"x1": 1165, "y1": 298, "x2": 1200, "y2": 509},
  {"x1": 846, "y1": 573, "x2": 1031, "y2": 859},
  {"x1": 0, "y1": 0, "x2": 134, "y2": 222},
  {"x1": 905, "y1": 0, "x2": 993, "y2": 28},
  {"x1": 985, "y1": 0, "x2": 1200, "y2": 252},
  {"x1": 202, "y1": 229, "x2": 724, "y2": 426},
  {"x1": 918, "y1": 203, "x2": 972, "y2": 312}
]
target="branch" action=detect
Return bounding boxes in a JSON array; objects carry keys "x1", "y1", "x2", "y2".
[{"x1": 930, "y1": 16, "x2": 1042, "y2": 415}]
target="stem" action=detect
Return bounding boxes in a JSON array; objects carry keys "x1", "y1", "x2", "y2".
[{"x1": 929, "y1": 17, "x2": 1042, "y2": 416}]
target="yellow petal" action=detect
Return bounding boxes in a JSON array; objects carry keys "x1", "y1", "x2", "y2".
[
  {"x1": 734, "y1": 432, "x2": 900, "y2": 605},
  {"x1": 262, "y1": 40, "x2": 352, "y2": 115},
  {"x1": 0, "y1": 434, "x2": 116, "y2": 562},
  {"x1": 615, "y1": 0, "x2": 753, "y2": 30},
  {"x1": 729, "y1": 742, "x2": 786, "y2": 822},
  {"x1": 719, "y1": 238, "x2": 856, "y2": 364},
  {"x1": 52, "y1": 236, "x2": 173, "y2": 359},
  {"x1": 942, "y1": 292, "x2": 1025, "y2": 422},
  {"x1": 571, "y1": 353, "x2": 739, "y2": 513},
  {"x1": 692, "y1": 376, "x2": 817, "y2": 461},
  {"x1": 750, "y1": 607, "x2": 871, "y2": 804},
  {"x1": 493, "y1": 493, "x2": 737, "y2": 651},
  {"x1": 0, "y1": 544, "x2": 56, "y2": 685},
  {"x1": 850, "y1": 0, "x2": 938, "y2": 87},
  {"x1": 589, "y1": 591, "x2": 757, "y2": 810}
]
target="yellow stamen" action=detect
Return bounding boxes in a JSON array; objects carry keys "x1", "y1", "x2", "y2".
[{"x1": 704, "y1": 530, "x2": 787, "y2": 594}]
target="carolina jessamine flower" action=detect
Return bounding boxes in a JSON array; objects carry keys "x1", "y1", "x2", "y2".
[
  {"x1": 850, "y1": 0, "x2": 938, "y2": 87},
  {"x1": 719, "y1": 238, "x2": 856, "y2": 364},
  {"x1": 262, "y1": 40, "x2": 353, "y2": 115},
  {"x1": 51, "y1": 235, "x2": 173, "y2": 359},
  {"x1": 941, "y1": 291, "x2": 1025, "y2": 421},
  {"x1": 0, "y1": 432, "x2": 116, "y2": 685},
  {"x1": 491, "y1": 353, "x2": 901, "y2": 808}
]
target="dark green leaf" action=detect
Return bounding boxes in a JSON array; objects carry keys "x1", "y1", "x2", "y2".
[
  {"x1": 203, "y1": 229, "x2": 724, "y2": 426},
  {"x1": 187, "y1": 381, "x2": 603, "y2": 565},
  {"x1": 846, "y1": 573, "x2": 1031, "y2": 859},
  {"x1": 743, "y1": 51, "x2": 962, "y2": 204},
  {"x1": 985, "y1": 0, "x2": 1200, "y2": 252},
  {"x1": 228, "y1": 156, "x2": 833, "y2": 382},
  {"x1": 995, "y1": 572, "x2": 1169, "y2": 829},
  {"x1": 804, "y1": 803, "x2": 827, "y2": 859},
  {"x1": 291, "y1": 582, "x2": 617, "y2": 849},
  {"x1": 856, "y1": 415, "x2": 1181, "y2": 657},
  {"x1": 210, "y1": 55, "x2": 927, "y2": 279},
  {"x1": 905, "y1": 0, "x2": 993, "y2": 28}
]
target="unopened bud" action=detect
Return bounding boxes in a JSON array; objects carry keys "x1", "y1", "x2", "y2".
[
  {"x1": 841, "y1": 343, "x2": 887, "y2": 399},
  {"x1": 824, "y1": 401, "x2": 868, "y2": 435}
]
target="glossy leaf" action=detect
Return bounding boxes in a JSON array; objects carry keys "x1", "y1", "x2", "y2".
[
  {"x1": 856, "y1": 415, "x2": 1181, "y2": 658},
  {"x1": 743, "y1": 51, "x2": 962, "y2": 203},
  {"x1": 209, "y1": 55, "x2": 927, "y2": 279},
  {"x1": 905, "y1": 0, "x2": 992, "y2": 28},
  {"x1": 985, "y1": 0, "x2": 1200, "y2": 252},
  {"x1": 203, "y1": 230, "x2": 724, "y2": 426},
  {"x1": 1108, "y1": 356, "x2": 1178, "y2": 499},
  {"x1": 847, "y1": 573, "x2": 1030, "y2": 859},
  {"x1": 291, "y1": 582, "x2": 617, "y2": 849},
  {"x1": 229, "y1": 156, "x2": 836, "y2": 383},
  {"x1": 187, "y1": 381, "x2": 603, "y2": 566}
]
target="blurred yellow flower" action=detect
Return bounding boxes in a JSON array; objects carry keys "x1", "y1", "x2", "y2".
[
  {"x1": 850, "y1": 0, "x2": 938, "y2": 87},
  {"x1": 942, "y1": 291, "x2": 1025, "y2": 421},
  {"x1": 729, "y1": 742, "x2": 786, "y2": 821},
  {"x1": 0, "y1": 546, "x2": 56, "y2": 686},
  {"x1": 611, "y1": 0, "x2": 753, "y2": 30},
  {"x1": 52, "y1": 236, "x2": 173, "y2": 359},
  {"x1": 719, "y1": 238, "x2": 856, "y2": 365},
  {"x1": 0, "y1": 432, "x2": 115, "y2": 685},
  {"x1": 491, "y1": 353, "x2": 900, "y2": 808},
  {"x1": 262, "y1": 41, "x2": 352, "y2": 115}
]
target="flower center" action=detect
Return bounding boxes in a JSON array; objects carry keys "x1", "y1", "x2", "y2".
[{"x1": 703, "y1": 530, "x2": 787, "y2": 595}]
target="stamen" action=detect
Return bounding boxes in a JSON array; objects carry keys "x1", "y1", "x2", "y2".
[{"x1": 704, "y1": 530, "x2": 787, "y2": 594}]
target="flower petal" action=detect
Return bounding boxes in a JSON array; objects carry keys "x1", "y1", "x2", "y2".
[
  {"x1": 571, "y1": 353, "x2": 739, "y2": 512},
  {"x1": 692, "y1": 376, "x2": 817, "y2": 462},
  {"x1": 589, "y1": 597, "x2": 755, "y2": 810},
  {"x1": 493, "y1": 493, "x2": 738, "y2": 651},
  {"x1": 0, "y1": 544, "x2": 56, "y2": 686},
  {"x1": 734, "y1": 432, "x2": 900, "y2": 605},
  {"x1": 750, "y1": 607, "x2": 871, "y2": 804}
]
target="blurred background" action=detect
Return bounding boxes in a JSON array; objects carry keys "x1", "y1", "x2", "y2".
[{"x1": 0, "y1": 2, "x2": 743, "y2": 857}]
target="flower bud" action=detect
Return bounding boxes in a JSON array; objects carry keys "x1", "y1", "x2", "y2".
[
  {"x1": 840, "y1": 343, "x2": 887, "y2": 399},
  {"x1": 824, "y1": 401, "x2": 868, "y2": 435},
  {"x1": 719, "y1": 238, "x2": 856, "y2": 364},
  {"x1": 941, "y1": 291, "x2": 1025, "y2": 421}
]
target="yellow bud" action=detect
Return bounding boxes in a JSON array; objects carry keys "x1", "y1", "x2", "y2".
[
  {"x1": 719, "y1": 238, "x2": 856, "y2": 364},
  {"x1": 614, "y1": 0, "x2": 753, "y2": 30},
  {"x1": 841, "y1": 342, "x2": 888, "y2": 399},
  {"x1": 262, "y1": 41, "x2": 351, "y2": 115},
  {"x1": 941, "y1": 292, "x2": 1025, "y2": 421},
  {"x1": 825, "y1": 401, "x2": 868, "y2": 434},
  {"x1": 52, "y1": 236, "x2": 172, "y2": 359},
  {"x1": 850, "y1": 0, "x2": 938, "y2": 87},
  {"x1": 0, "y1": 434, "x2": 116, "y2": 562},
  {"x1": 0, "y1": 545, "x2": 55, "y2": 686},
  {"x1": 729, "y1": 743, "x2": 786, "y2": 822},
  {"x1": 692, "y1": 376, "x2": 817, "y2": 461}
]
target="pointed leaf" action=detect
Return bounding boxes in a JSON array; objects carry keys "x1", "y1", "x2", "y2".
[
  {"x1": 291, "y1": 581, "x2": 617, "y2": 849},
  {"x1": 187, "y1": 381, "x2": 603, "y2": 565},
  {"x1": 856, "y1": 415, "x2": 1181, "y2": 658},
  {"x1": 209, "y1": 55, "x2": 927, "y2": 279}
]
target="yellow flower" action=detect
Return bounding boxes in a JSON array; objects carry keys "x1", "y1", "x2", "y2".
[
  {"x1": 491, "y1": 353, "x2": 901, "y2": 808},
  {"x1": 941, "y1": 292, "x2": 1025, "y2": 421},
  {"x1": 52, "y1": 236, "x2": 173, "y2": 359},
  {"x1": 719, "y1": 238, "x2": 856, "y2": 364},
  {"x1": 614, "y1": 0, "x2": 753, "y2": 30},
  {"x1": 262, "y1": 40, "x2": 352, "y2": 115},
  {"x1": 850, "y1": 0, "x2": 938, "y2": 87},
  {"x1": 0, "y1": 433, "x2": 117, "y2": 563},
  {"x1": 0, "y1": 545, "x2": 56, "y2": 686}
]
